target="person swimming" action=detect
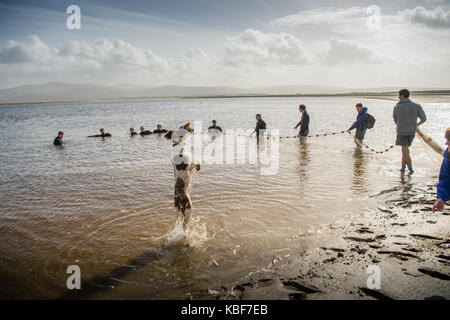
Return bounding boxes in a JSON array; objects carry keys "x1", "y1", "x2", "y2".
[
  {"x1": 140, "y1": 126, "x2": 152, "y2": 135},
  {"x1": 88, "y1": 128, "x2": 111, "y2": 138},
  {"x1": 130, "y1": 127, "x2": 138, "y2": 136},
  {"x1": 54, "y1": 131, "x2": 64, "y2": 146},
  {"x1": 153, "y1": 124, "x2": 168, "y2": 134}
]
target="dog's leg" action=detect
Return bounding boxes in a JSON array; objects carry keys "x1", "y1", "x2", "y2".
[
  {"x1": 175, "y1": 176, "x2": 193, "y2": 230},
  {"x1": 174, "y1": 177, "x2": 186, "y2": 225}
]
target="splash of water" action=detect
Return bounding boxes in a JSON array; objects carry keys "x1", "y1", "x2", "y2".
[{"x1": 153, "y1": 214, "x2": 210, "y2": 248}]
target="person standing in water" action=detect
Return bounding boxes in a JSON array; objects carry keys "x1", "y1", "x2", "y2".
[
  {"x1": 294, "y1": 104, "x2": 310, "y2": 143},
  {"x1": 88, "y1": 128, "x2": 111, "y2": 138},
  {"x1": 348, "y1": 103, "x2": 369, "y2": 143},
  {"x1": 130, "y1": 127, "x2": 138, "y2": 136},
  {"x1": 139, "y1": 126, "x2": 152, "y2": 135},
  {"x1": 208, "y1": 120, "x2": 222, "y2": 133},
  {"x1": 54, "y1": 131, "x2": 64, "y2": 146},
  {"x1": 432, "y1": 128, "x2": 450, "y2": 212},
  {"x1": 153, "y1": 124, "x2": 168, "y2": 134},
  {"x1": 393, "y1": 89, "x2": 427, "y2": 175},
  {"x1": 252, "y1": 114, "x2": 266, "y2": 139}
]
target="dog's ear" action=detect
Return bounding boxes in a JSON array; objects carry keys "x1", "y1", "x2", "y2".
[{"x1": 164, "y1": 130, "x2": 173, "y2": 139}]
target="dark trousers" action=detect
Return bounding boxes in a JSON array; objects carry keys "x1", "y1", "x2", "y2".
[{"x1": 355, "y1": 129, "x2": 367, "y2": 141}]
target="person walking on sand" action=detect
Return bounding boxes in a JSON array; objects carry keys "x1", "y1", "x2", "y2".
[
  {"x1": 251, "y1": 114, "x2": 266, "y2": 139},
  {"x1": 294, "y1": 104, "x2": 310, "y2": 143},
  {"x1": 393, "y1": 89, "x2": 427, "y2": 175},
  {"x1": 432, "y1": 128, "x2": 450, "y2": 212},
  {"x1": 348, "y1": 103, "x2": 369, "y2": 144}
]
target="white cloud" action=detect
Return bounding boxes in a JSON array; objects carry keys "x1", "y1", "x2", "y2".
[
  {"x1": 0, "y1": 35, "x2": 57, "y2": 64},
  {"x1": 401, "y1": 6, "x2": 450, "y2": 29},
  {"x1": 270, "y1": 7, "x2": 367, "y2": 26},
  {"x1": 223, "y1": 28, "x2": 309, "y2": 66},
  {"x1": 321, "y1": 38, "x2": 382, "y2": 65}
]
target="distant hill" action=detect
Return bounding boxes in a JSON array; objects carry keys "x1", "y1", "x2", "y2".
[{"x1": 0, "y1": 82, "x2": 448, "y2": 103}]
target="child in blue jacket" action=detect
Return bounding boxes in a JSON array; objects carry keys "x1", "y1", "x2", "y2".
[{"x1": 433, "y1": 128, "x2": 450, "y2": 212}]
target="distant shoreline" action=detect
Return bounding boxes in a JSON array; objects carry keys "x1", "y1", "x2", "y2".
[{"x1": 1, "y1": 91, "x2": 450, "y2": 106}]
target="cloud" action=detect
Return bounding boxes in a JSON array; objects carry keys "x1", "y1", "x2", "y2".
[
  {"x1": 223, "y1": 28, "x2": 309, "y2": 66},
  {"x1": 0, "y1": 35, "x2": 57, "y2": 64},
  {"x1": 322, "y1": 38, "x2": 382, "y2": 65},
  {"x1": 60, "y1": 39, "x2": 173, "y2": 73},
  {"x1": 271, "y1": 7, "x2": 367, "y2": 26},
  {"x1": 401, "y1": 6, "x2": 450, "y2": 29}
]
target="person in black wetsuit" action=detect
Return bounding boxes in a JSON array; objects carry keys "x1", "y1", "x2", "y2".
[
  {"x1": 153, "y1": 124, "x2": 168, "y2": 134},
  {"x1": 140, "y1": 126, "x2": 152, "y2": 135},
  {"x1": 294, "y1": 104, "x2": 310, "y2": 143},
  {"x1": 130, "y1": 127, "x2": 137, "y2": 136},
  {"x1": 88, "y1": 128, "x2": 112, "y2": 138},
  {"x1": 208, "y1": 120, "x2": 222, "y2": 133},
  {"x1": 252, "y1": 114, "x2": 266, "y2": 139},
  {"x1": 54, "y1": 131, "x2": 64, "y2": 146}
]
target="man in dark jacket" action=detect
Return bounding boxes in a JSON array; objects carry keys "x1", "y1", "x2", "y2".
[
  {"x1": 348, "y1": 103, "x2": 369, "y2": 143},
  {"x1": 294, "y1": 104, "x2": 310, "y2": 143},
  {"x1": 433, "y1": 128, "x2": 450, "y2": 212},
  {"x1": 252, "y1": 114, "x2": 266, "y2": 139},
  {"x1": 393, "y1": 89, "x2": 426, "y2": 174}
]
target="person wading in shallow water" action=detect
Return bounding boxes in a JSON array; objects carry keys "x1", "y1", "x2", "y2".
[
  {"x1": 139, "y1": 126, "x2": 152, "y2": 135},
  {"x1": 348, "y1": 103, "x2": 369, "y2": 144},
  {"x1": 252, "y1": 114, "x2": 266, "y2": 139},
  {"x1": 393, "y1": 88, "x2": 427, "y2": 175},
  {"x1": 88, "y1": 128, "x2": 111, "y2": 138},
  {"x1": 129, "y1": 127, "x2": 137, "y2": 136},
  {"x1": 153, "y1": 124, "x2": 168, "y2": 134},
  {"x1": 294, "y1": 104, "x2": 310, "y2": 143},
  {"x1": 208, "y1": 120, "x2": 222, "y2": 133},
  {"x1": 54, "y1": 131, "x2": 64, "y2": 146},
  {"x1": 432, "y1": 128, "x2": 450, "y2": 212}
]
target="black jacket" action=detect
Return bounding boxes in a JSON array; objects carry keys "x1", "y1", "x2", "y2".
[{"x1": 255, "y1": 119, "x2": 266, "y2": 137}]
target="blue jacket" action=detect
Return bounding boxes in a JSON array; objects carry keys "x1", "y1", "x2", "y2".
[
  {"x1": 349, "y1": 107, "x2": 369, "y2": 131},
  {"x1": 437, "y1": 148, "x2": 450, "y2": 201}
]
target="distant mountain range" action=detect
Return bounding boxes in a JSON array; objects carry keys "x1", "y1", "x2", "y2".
[{"x1": 0, "y1": 82, "x2": 448, "y2": 103}]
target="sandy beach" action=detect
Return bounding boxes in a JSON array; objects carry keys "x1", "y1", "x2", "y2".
[{"x1": 204, "y1": 179, "x2": 450, "y2": 300}]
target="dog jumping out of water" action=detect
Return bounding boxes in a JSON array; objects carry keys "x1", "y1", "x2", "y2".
[{"x1": 167, "y1": 123, "x2": 200, "y2": 230}]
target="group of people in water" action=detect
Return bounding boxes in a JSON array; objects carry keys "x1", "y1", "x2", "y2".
[
  {"x1": 52, "y1": 88, "x2": 449, "y2": 212},
  {"x1": 53, "y1": 121, "x2": 223, "y2": 146},
  {"x1": 129, "y1": 124, "x2": 169, "y2": 136}
]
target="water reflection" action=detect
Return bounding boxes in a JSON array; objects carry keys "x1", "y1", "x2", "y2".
[
  {"x1": 297, "y1": 139, "x2": 311, "y2": 198},
  {"x1": 400, "y1": 173, "x2": 413, "y2": 194},
  {"x1": 352, "y1": 147, "x2": 367, "y2": 193}
]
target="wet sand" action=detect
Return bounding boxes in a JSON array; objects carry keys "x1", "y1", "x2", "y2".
[{"x1": 203, "y1": 180, "x2": 450, "y2": 300}]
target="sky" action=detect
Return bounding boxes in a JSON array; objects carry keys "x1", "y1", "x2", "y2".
[{"x1": 0, "y1": 0, "x2": 450, "y2": 89}]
